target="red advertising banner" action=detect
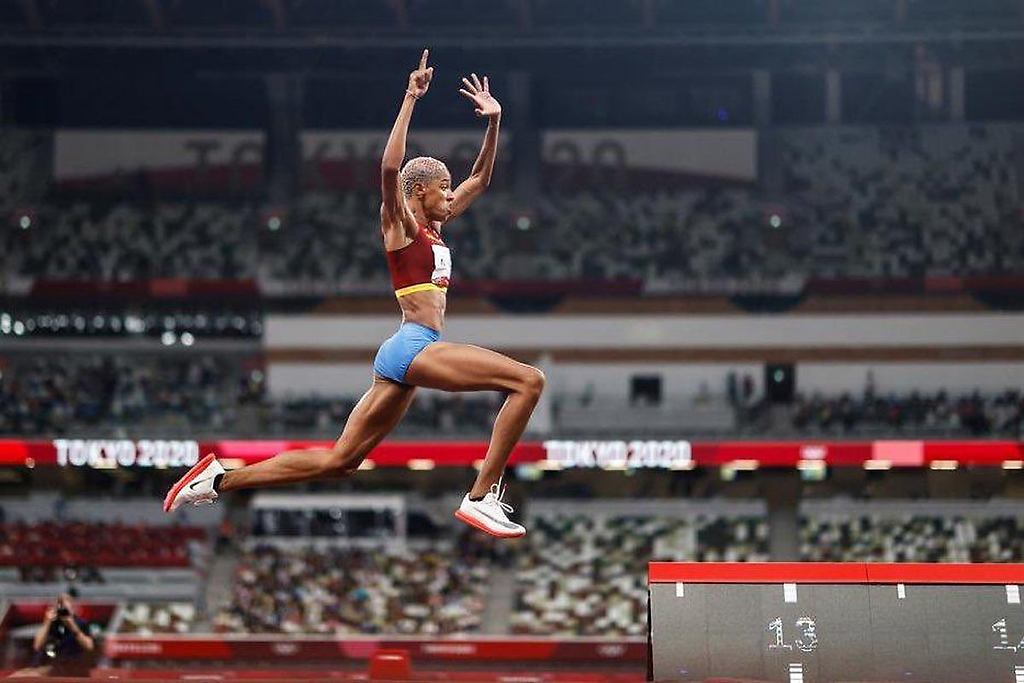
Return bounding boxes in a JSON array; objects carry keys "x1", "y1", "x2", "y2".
[
  {"x1": 103, "y1": 635, "x2": 647, "y2": 664},
  {"x1": 0, "y1": 438, "x2": 1021, "y2": 470},
  {"x1": 83, "y1": 671, "x2": 644, "y2": 682}
]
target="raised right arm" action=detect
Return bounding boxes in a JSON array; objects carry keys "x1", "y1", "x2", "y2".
[
  {"x1": 381, "y1": 49, "x2": 433, "y2": 244},
  {"x1": 32, "y1": 608, "x2": 54, "y2": 652}
]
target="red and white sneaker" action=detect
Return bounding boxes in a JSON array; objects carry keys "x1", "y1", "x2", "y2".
[
  {"x1": 454, "y1": 479, "x2": 526, "y2": 539},
  {"x1": 163, "y1": 453, "x2": 225, "y2": 513}
]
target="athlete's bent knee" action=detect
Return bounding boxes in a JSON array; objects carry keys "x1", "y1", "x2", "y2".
[
  {"x1": 519, "y1": 366, "x2": 546, "y2": 401},
  {"x1": 322, "y1": 447, "x2": 364, "y2": 478}
]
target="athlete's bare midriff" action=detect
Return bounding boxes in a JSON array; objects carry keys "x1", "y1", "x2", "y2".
[
  {"x1": 384, "y1": 217, "x2": 448, "y2": 332},
  {"x1": 397, "y1": 288, "x2": 446, "y2": 332}
]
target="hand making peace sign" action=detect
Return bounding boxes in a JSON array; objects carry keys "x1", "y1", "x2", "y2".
[{"x1": 459, "y1": 73, "x2": 502, "y2": 119}]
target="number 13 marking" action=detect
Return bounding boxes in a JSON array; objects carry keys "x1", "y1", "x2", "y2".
[{"x1": 768, "y1": 616, "x2": 819, "y2": 653}]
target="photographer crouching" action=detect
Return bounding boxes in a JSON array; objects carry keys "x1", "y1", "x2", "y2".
[{"x1": 10, "y1": 593, "x2": 95, "y2": 678}]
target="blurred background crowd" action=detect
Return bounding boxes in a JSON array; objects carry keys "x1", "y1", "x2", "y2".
[{"x1": 0, "y1": 0, "x2": 1023, "y2": 677}]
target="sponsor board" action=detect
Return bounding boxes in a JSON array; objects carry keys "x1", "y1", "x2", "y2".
[{"x1": 0, "y1": 438, "x2": 1018, "y2": 469}]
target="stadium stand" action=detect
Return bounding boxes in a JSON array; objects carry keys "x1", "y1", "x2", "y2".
[
  {"x1": 1, "y1": 352, "x2": 1018, "y2": 437},
  {"x1": 0, "y1": 521, "x2": 205, "y2": 569},
  {"x1": 786, "y1": 389, "x2": 1024, "y2": 437},
  {"x1": 781, "y1": 125, "x2": 1022, "y2": 278},
  {"x1": 0, "y1": 354, "x2": 248, "y2": 435},
  {"x1": 4, "y1": 124, "x2": 1020, "y2": 290},
  {"x1": 511, "y1": 503, "x2": 769, "y2": 636},
  {"x1": 801, "y1": 502, "x2": 1024, "y2": 562},
  {"x1": 213, "y1": 541, "x2": 491, "y2": 635},
  {"x1": 117, "y1": 602, "x2": 197, "y2": 635}
]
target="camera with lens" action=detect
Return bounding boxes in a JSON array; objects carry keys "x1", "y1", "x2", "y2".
[{"x1": 42, "y1": 602, "x2": 74, "y2": 659}]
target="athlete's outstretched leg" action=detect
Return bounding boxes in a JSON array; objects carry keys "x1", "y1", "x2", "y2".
[
  {"x1": 221, "y1": 379, "x2": 416, "y2": 491},
  {"x1": 405, "y1": 342, "x2": 544, "y2": 498},
  {"x1": 164, "y1": 379, "x2": 415, "y2": 510}
]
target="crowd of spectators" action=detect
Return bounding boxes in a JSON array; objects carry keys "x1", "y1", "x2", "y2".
[
  {"x1": 263, "y1": 391, "x2": 501, "y2": 436},
  {"x1": 787, "y1": 388, "x2": 1023, "y2": 436},
  {"x1": 1, "y1": 350, "x2": 1018, "y2": 438},
  {"x1": 118, "y1": 602, "x2": 196, "y2": 635},
  {"x1": 0, "y1": 352, "x2": 500, "y2": 437},
  {"x1": 3, "y1": 124, "x2": 1019, "y2": 290},
  {"x1": 5, "y1": 202, "x2": 256, "y2": 281},
  {"x1": 511, "y1": 513, "x2": 768, "y2": 636},
  {"x1": 782, "y1": 125, "x2": 1022, "y2": 279},
  {"x1": 213, "y1": 541, "x2": 491, "y2": 635},
  {"x1": 801, "y1": 515, "x2": 1024, "y2": 563},
  {"x1": 3, "y1": 188, "x2": 780, "y2": 289},
  {"x1": 0, "y1": 355, "x2": 247, "y2": 435},
  {"x1": 0, "y1": 521, "x2": 205, "y2": 570}
]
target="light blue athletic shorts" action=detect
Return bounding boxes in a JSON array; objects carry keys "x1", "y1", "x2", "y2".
[{"x1": 372, "y1": 322, "x2": 441, "y2": 384}]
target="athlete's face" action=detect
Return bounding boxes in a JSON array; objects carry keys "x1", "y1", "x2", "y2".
[{"x1": 417, "y1": 173, "x2": 454, "y2": 221}]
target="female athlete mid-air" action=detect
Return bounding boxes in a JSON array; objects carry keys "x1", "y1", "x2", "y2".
[{"x1": 164, "y1": 50, "x2": 544, "y2": 538}]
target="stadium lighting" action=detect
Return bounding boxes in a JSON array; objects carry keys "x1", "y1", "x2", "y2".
[
  {"x1": 536, "y1": 459, "x2": 563, "y2": 471},
  {"x1": 124, "y1": 315, "x2": 145, "y2": 334},
  {"x1": 669, "y1": 460, "x2": 696, "y2": 471},
  {"x1": 180, "y1": 332, "x2": 195, "y2": 346},
  {"x1": 408, "y1": 459, "x2": 435, "y2": 471},
  {"x1": 720, "y1": 459, "x2": 758, "y2": 481},
  {"x1": 161, "y1": 331, "x2": 176, "y2": 346},
  {"x1": 728, "y1": 459, "x2": 760, "y2": 471}
]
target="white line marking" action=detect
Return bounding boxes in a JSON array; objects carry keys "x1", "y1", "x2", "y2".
[
  {"x1": 897, "y1": 583, "x2": 906, "y2": 599},
  {"x1": 1007, "y1": 585, "x2": 1021, "y2": 605},
  {"x1": 789, "y1": 663, "x2": 804, "y2": 683},
  {"x1": 784, "y1": 583, "x2": 798, "y2": 603},
  {"x1": 675, "y1": 582, "x2": 685, "y2": 598},
  {"x1": 1014, "y1": 664, "x2": 1024, "y2": 683}
]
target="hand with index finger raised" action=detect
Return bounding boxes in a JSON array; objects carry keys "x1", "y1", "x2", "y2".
[{"x1": 407, "y1": 48, "x2": 434, "y2": 99}]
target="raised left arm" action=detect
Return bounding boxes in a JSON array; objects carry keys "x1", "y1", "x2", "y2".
[{"x1": 447, "y1": 73, "x2": 501, "y2": 222}]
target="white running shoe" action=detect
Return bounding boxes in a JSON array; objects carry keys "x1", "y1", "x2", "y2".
[
  {"x1": 454, "y1": 479, "x2": 526, "y2": 538},
  {"x1": 163, "y1": 453, "x2": 225, "y2": 513}
]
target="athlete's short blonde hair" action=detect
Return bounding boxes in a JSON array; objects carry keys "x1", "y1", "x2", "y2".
[{"x1": 400, "y1": 156, "x2": 450, "y2": 197}]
